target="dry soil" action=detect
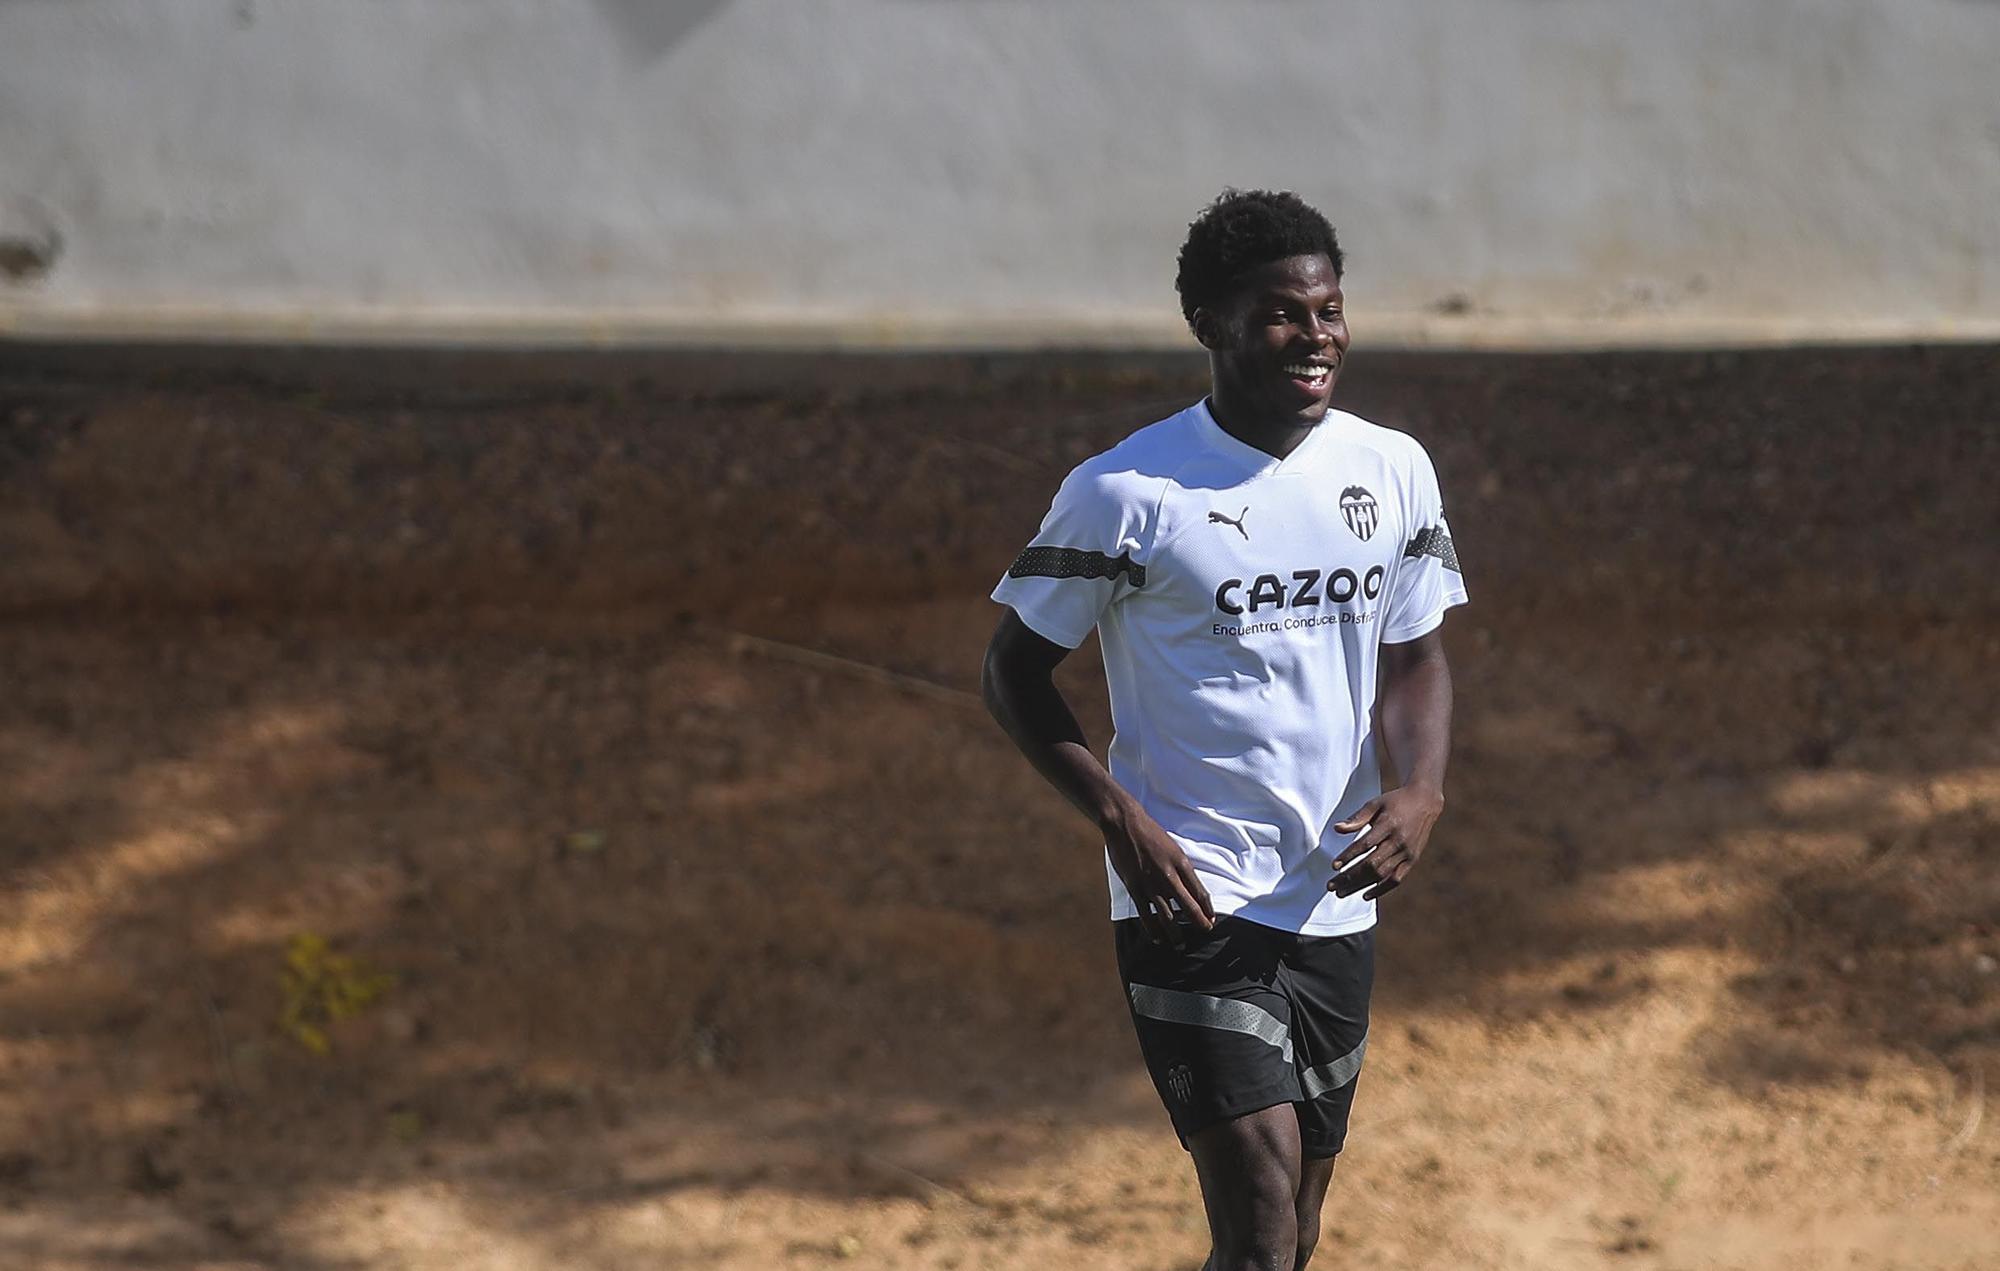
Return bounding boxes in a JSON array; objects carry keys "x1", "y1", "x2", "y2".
[{"x1": 0, "y1": 342, "x2": 1995, "y2": 1269}]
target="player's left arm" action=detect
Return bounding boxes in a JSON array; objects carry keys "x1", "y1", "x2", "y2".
[{"x1": 1328, "y1": 628, "x2": 1453, "y2": 900}]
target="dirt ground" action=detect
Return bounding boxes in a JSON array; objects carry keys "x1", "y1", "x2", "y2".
[{"x1": 0, "y1": 341, "x2": 1995, "y2": 1270}]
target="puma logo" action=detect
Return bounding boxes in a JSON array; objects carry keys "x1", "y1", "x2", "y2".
[{"x1": 1208, "y1": 507, "x2": 1250, "y2": 540}]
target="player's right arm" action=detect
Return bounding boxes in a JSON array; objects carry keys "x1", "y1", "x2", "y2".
[{"x1": 980, "y1": 610, "x2": 1214, "y2": 945}]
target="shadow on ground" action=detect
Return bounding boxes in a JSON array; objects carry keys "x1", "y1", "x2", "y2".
[{"x1": 0, "y1": 343, "x2": 1994, "y2": 1265}]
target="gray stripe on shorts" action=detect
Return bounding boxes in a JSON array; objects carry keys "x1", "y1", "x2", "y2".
[
  {"x1": 1127, "y1": 983, "x2": 1293, "y2": 1065},
  {"x1": 1299, "y1": 1034, "x2": 1368, "y2": 1100}
]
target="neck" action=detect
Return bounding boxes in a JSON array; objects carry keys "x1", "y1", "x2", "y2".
[{"x1": 1206, "y1": 387, "x2": 1314, "y2": 461}]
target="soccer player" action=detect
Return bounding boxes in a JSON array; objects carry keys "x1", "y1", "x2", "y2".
[{"x1": 981, "y1": 189, "x2": 1466, "y2": 1271}]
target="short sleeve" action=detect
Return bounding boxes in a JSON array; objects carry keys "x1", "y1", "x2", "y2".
[
  {"x1": 1381, "y1": 440, "x2": 1469, "y2": 644},
  {"x1": 991, "y1": 464, "x2": 1154, "y2": 649}
]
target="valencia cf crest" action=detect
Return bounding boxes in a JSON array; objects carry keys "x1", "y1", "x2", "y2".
[{"x1": 1339, "y1": 486, "x2": 1379, "y2": 541}]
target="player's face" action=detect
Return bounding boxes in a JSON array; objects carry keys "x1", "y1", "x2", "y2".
[{"x1": 1199, "y1": 253, "x2": 1349, "y2": 426}]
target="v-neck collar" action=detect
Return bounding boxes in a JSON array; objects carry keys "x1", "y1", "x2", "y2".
[{"x1": 1194, "y1": 397, "x2": 1323, "y2": 476}]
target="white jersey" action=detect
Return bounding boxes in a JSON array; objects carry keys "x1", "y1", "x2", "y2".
[{"x1": 992, "y1": 398, "x2": 1468, "y2": 936}]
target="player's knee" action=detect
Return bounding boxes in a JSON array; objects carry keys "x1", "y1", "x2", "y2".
[
  {"x1": 1214, "y1": 1229, "x2": 1296, "y2": 1271},
  {"x1": 1293, "y1": 1209, "x2": 1320, "y2": 1269},
  {"x1": 1214, "y1": 1170, "x2": 1299, "y2": 1270},
  {"x1": 1293, "y1": 1154, "x2": 1338, "y2": 1269}
]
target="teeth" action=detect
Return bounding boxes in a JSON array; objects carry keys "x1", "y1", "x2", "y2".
[{"x1": 1285, "y1": 364, "x2": 1330, "y2": 379}]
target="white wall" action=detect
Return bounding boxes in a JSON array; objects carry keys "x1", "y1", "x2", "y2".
[{"x1": 2, "y1": 0, "x2": 1996, "y2": 348}]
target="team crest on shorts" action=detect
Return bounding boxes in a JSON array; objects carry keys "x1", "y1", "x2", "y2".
[
  {"x1": 1339, "y1": 486, "x2": 1379, "y2": 541},
  {"x1": 1166, "y1": 1062, "x2": 1194, "y2": 1105}
]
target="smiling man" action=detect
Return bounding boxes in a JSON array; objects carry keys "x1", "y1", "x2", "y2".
[{"x1": 982, "y1": 189, "x2": 1467, "y2": 1271}]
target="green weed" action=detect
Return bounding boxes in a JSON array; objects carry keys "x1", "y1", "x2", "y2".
[{"x1": 277, "y1": 932, "x2": 394, "y2": 1055}]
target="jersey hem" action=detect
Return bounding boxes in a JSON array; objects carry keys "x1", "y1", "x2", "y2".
[
  {"x1": 1108, "y1": 897, "x2": 1379, "y2": 939},
  {"x1": 1286, "y1": 911, "x2": 1381, "y2": 938}
]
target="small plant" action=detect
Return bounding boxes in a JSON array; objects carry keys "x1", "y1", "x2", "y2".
[{"x1": 278, "y1": 932, "x2": 395, "y2": 1055}]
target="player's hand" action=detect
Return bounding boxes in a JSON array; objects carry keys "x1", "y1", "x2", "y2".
[
  {"x1": 1101, "y1": 798, "x2": 1216, "y2": 945},
  {"x1": 1328, "y1": 784, "x2": 1444, "y2": 901}
]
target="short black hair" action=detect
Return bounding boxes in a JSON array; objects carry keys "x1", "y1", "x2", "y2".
[{"x1": 1174, "y1": 189, "x2": 1344, "y2": 329}]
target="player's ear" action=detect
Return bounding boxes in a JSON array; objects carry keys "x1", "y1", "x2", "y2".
[{"x1": 1190, "y1": 306, "x2": 1228, "y2": 352}]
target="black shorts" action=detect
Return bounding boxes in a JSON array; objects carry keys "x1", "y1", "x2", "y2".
[{"x1": 1115, "y1": 914, "x2": 1373, "y2": 1159}]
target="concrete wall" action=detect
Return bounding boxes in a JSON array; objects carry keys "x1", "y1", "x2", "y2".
[{"x1": 2, "y1": 0, "x2": 1996, "y2": 349}]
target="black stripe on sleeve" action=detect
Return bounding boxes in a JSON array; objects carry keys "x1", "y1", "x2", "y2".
[
  {"x1": 1007, "y1": 546, "x2": 1147, "y2": 587},
  {"x1": 1402, "y1": 526, "x2": 1461, "y2": 573}
]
